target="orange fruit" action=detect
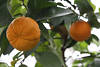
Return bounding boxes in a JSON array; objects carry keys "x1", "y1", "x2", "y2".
[
  {"x1": 55, "y1": 25, "x2": 68, "y2": 39},
  {"x1": 69, "y1": 20, "x2": 91, "y2": 41},
  {"x1": 6, "y1": 16, "x2": 40, "y2": 51}
]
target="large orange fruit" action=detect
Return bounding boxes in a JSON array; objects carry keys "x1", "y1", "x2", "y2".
[
  {"x1": 6, "y1": 17, "x2": 40, "y2": 51},
  {"x1": 69, "y1": 20, "x2": 91, "y2": 41}
]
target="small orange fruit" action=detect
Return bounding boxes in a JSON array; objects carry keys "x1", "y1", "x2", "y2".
[
  {"x1": 69, "y1": 20, "x2": 91, "y2": 41},
  {"x1": 6, "y1": 16, "x2": 40, "y2": 51}
]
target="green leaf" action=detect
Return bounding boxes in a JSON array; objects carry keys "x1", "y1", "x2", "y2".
[
  {"x1": 74, "y1": 0, "x2": 93, "y2": 15},
  {"x1": 87, "y1": 12, "x2": 100, "y2": 28},
  {"x1": 49, "y1": 8, "x2": 78, "y2": 26},
  {"x1": 92, "y1": 39, "x2": 100, "y2": 46},
  {"x1": 53, "y1": 33, "x2": 62, "y2": 50},
  {"x1": 28, "y1": 0, "x2": 78, "y2": 25},
  {"x1": 24, "y1": 0, "x2": 28, "y2": 6},
  {"x1": 64, "y1": 37, "x2": 77, "y2": 48},
  {"x1": 36, "y1": 41, "x2": 49, "y2": 52},
  {"x1": 86, "y1": 34, "x2": 99, "y2": 44},
  {"x1": 28, "y1": 0, "x2": 57, "y2": 18},
  {"x1": 87, "y1": 0, "x2": 96, "y2": 11},
  {"x1": 0, "y1": 62, "x2": 9, "y2": 67},
  {"x1": 35, "y1": 7, "x2": 78, "y2": 26},
  {"x1": 8, "y1": 0, "x2": 28, "y2": 18},
  {"x1": 0, "y1": 26, "x2": 5, "y2": 35},
  {"x1": 73, "y1": 41, "x2": 88, "y2": 52},
  {"x1": 57, "y1": 2, "x2": 65, "y2": 7},
  {"x1": 0, "y1": 2, "x2": 12, "y2": 26},
  {"x1": 35, "y1": 51, "x2": 62, "y2": 67},
  {"x1": 0, "y1": 27, "x2": 14, "y2": 56},
  {"x1": 35, "y1": 62, "x2": 43, "y2": 67},
  {"x1": 72, "y1": 57, "x2": 94, "y2": 67},
  {"x1": 99, "y1": 8, "x2": 100, "y2": 15},
  {"x1": 95, "y1": 12, "x2": 100, "y2": 19},
  {"x1": 13, "y1": 52, "x2": 22, "y2": 60},
  {"x1": 0, "y1": 0, "x2": 7, "y2": 6},
  {"x1": 35, "y1": 22, "x2": 66, "y2": 67},
  {"x1": 12, "y1": 6, "x2": 27, "y2": 17},
  {"x1": 23, "y1": 49, "x2": 35, "y2": 58}
]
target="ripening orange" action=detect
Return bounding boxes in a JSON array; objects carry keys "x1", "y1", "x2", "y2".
[
  {"x1": 6, "y1": 17, "x2": 40, "y2": 51},
  {"x1": 69, "y1": 20, "x2": 91, "y2": 41}
]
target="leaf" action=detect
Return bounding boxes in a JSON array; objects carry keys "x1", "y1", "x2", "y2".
[
  {"x1": 11, "y1": 59, "x2": 20, "y2": 66},
  {"x1": 74, "y1": 0, "x2": 93, "y2": 15},
  {"x1": 85, "y1": 34, "x2": 99, "y2": 44},
  {"x1": 87, "y1": 0, "x2": 96, "y2": 11},
  {"x1": 36, "y1": 7, "x2": 77, "y2": 26},
  {"x1": 35, "y1": 22, "x2": 66, "y2": 67},
  {"x1": 35, "y1": 51, "x2": 62, "y2": 67},
  {"x1": 24, "y1": 0, "x2": 28, "y2": 6},
  {"x1": 49, "y1": 10, "x2": 78, "y2": 26},
  {"x1": 13, "y1": 52, "x2": 22, "y2": 60},
  {"x1": 28, "y1": 0, "x2": 57, "y2": 18},
  {"x1": 99, "y1": 8, "x2": 100, "y2": 15},
  {"x1": 72, "y1": 57, "x2": 94, "y2": 67},
  {"x1": 12, "y1": 6, "x2": 27, "y2": 17},
  {"x1": 92, "y1": 39, "x2": 100, "y2": 46},
  {"x1": 28, "y1": 0, "x2": 78, "y2": 25},
  {"x1": 0, "y1": 2, "x2": 12, "y2": 26},
  {"x1": 87, "y1": 12, "x2": 100, "y2": 28},
  {"x1": 35, "y1": 62, "x2": 43, "y2": 67},
  {"x1": 57, "y1": 2, "x2": 65, "y2": 7},
  {"x1": 8, "y1": 0, "x2": 28, "y2": 17},
  {"x1": 64, "y1": 37, "x2": 77, "y2": 48},
  {"x1": 73, "y1": 41, "x2": 88, "y2": 52},
  {"x1": 0, "y1": 62, "x2": 9, "y2": 67},
  {"x1": 36, "y1": 41, "x2": 49, "y2": 52},
  {"x1": 0, "y1": 27, "x2": 14, "y2": 56},
  {"x1": 37, "y1": 7, "x2": 74, "y2": 20},
  {"x1": 0, "y1": 26, "x2": 5, "y2": 35},
  {"x1": 0, "y1": 0, "x2": 7, "y2": 6},
  {"x1": 95, "y1": 12, "x2": 100, "y2": 19},
  {"x1": 23, "y1": 49, "x2": 35, "y2": 58},
  {"x1": 53, "y1": 33, "x2": 62, "y2": 50}
]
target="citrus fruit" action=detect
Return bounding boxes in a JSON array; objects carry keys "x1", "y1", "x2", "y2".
[
  {"x1": 6, "y1": 16, "x2": 40, "y2": 51},
  {"x1": 69, "y1": 20, "x2": 91, "y2": 41},
  {"x1": 55, "y1": 25, "x2": 68, "y2": 39}
]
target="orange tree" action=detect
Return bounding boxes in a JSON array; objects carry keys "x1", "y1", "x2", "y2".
[{"x1": 0, "y1": 0, "x2": 100, "y2": 67}]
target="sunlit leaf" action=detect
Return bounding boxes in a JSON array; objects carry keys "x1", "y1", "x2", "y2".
[
  {"x1": 8, "y1": 0, "x2": 28, "y2": 18},
  {"x1": 0, "y1": 62, "x2": 9, "y2": 67},
  {"x1": 73, "y1": 41, "x2": 88, "y2": 52},
  {"x1": 72, "y1": 57, "x2": 94, "y2": 67},
  {"x1": 35, "y1": 62, "x2": 43, "y2": 67},
  {"x1": 99, "y1": 8, "x2": 100, "y2": 15}
]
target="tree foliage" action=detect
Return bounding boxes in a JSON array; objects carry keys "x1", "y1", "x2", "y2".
[{"x1": 0, "y1": 0, "x2": 100, "y2": 67}]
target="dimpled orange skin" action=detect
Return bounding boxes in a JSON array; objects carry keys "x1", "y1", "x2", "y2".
[
  {"x1": 69, "y1": 20, "x2": 91, "y2": 41},
  {"x1": 6, "y1": 17, "x2": 40, "y2": 51}
]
